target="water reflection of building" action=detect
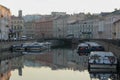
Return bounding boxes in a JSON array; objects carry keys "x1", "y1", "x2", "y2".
[
  {"x1": 53, "y1": 49, "x2": 68, "y2": 66},
  {"x1": 24, "y1": 49, "x2": 88, "y2": 72},
  {"x1": 10, "y1": 56, "x2": 24, "y2": 76},
  {"x1": 0, "y1": 54, "x2": 24, "y2": 80},
  {"x1": 0, "y1": 48, "x2": 88, "y2": 73},
  {"x1": 25, "y1": 51, "x2": 53, "y2": 67},
  {"x1": 53, "y1": 49, "x2": 88, "y2": 71},
  {"x1": 0, "y1": 60, "x2": 11, "y2": 80}
]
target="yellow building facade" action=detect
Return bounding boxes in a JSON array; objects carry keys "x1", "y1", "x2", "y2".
[{"x1": 0, "y1": 4, "x2": 11, "y2": 40}]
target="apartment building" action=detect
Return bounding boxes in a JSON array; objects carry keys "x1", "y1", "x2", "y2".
[
  {"x1": 67, "y1": 19, "x2": 94, "y2": 39},
  {"x1": 11, "y1": 10, "x2": 24, "y2": 39},
  {"x1": 113, "y1": 19, "x2": 120, "y2": 39},
  {"x1": 24, "y1": 21, "x2": 35, "y2": 38},
  {"x1": 53, "y1": 15, "x2": 68, "y2": 38},
  {"x1": 34, "y1": 20, "x2": 53, "y2": 39},
  {"x1": 0, "y1": 5, "x2": 11, "y2": 40}
]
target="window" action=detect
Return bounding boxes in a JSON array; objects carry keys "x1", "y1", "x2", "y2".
[{"x1": 14, "y1": 26, "x2": 16, "y2": 30}]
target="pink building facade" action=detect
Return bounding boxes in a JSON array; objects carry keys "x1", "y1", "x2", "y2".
[{"x1": 35, "y1": 20, "x2": 53, "y2": 39}]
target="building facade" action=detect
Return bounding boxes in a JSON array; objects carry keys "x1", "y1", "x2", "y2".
[
  {"x1": 24, "y1": 21, "x2": 35, "y2": 39},
  {"x1": 67, "y1": 20, "x2": 94, "y2": 39},
  {"x1": 92, "y1": 19, "x2": 104, "y2": 39},
  {"x1": 92, "y1": 14, "x2": 120, "y2": 39},
  {"x1": 35, "y1": 20, "x2": 53, "y2": 39},
  {"x1": 53, "y1": 15, "x2": 68, "y2": 38},
  {"x1": 0, "y1": 5, "x2": 11, "y2": 40},
  {"x1": 10, "y1": 10, "x2": 24, "y2": 39},
  {"x1": 113, "y1": 19, "x2": 120, "y2": 39},
  {"x1": 23, "y1": 15, "x2": 42, "y2": 22}
]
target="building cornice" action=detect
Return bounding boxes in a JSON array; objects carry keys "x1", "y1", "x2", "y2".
[{"x1": 0, "y1": 4, "x2": 10, "y2": 11}]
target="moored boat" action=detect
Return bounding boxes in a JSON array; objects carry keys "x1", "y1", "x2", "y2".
[
  {"x1": 10, "y1": 42, "x2": 51, "y2": 52},
  {"x1": 25, "y1": 42, "x2": 47, "y2": 52},
  {"x1": 10, "y1": 44, "x2": 24, "y2": 52},
  {"x1": 85, "y1": 42, "x2": 105, "y2": 52},
  {"x1": 88, "y1": 51, "x2": 117, "y2": 72},
  {"x1": 42, "y1": 42, "x2": 52, "y2": 48},
  {"x1": 76, "y1": 43, "x2": 90, "y2": 56}
]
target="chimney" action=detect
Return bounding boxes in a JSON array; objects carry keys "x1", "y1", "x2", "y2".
[{"x1": 18, "y1": 10, "x2": 22, "y2": 17}]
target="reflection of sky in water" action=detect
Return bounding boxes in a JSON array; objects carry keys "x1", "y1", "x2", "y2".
[{"x1": 10, "y1": 66, "x2": 90, "y2": 80}]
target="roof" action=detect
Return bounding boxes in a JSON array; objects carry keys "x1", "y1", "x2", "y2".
[
  {"x1": 0, "y1": 4, "x2": 10, "y2": 11},
  {"x1": 53, "y1": 15, "x2": 69, "y2": 20},
  {"x1": 11, "y1": 16, "x2": 24, "y2": 20},
  {"x1": 67, "y1": 20, "x2": 78, "y2": 24}
]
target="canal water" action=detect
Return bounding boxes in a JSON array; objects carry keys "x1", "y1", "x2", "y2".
[{"x1": 0, "y1": 46, "x2": 119, "y2": 80}]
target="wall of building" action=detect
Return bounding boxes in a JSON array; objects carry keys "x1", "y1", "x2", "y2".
[
  {"x1": 53, "y1": 16, "x2": 68, "y2": 38},
  {"x1": 35, "y1": 20, "x2": 53, "y2": 39},
  {"x1": 113, "y1": 20, "x2": 120, "y2": 39},
  {"x1": 24, "y1": 22, "x2": 35, "y2": 38},
  {"x1": 0, "y1": 5, "x2": 11, "y2": 40},
  {"x1": 67, "y1": 20, "x2": 94, "y2": 39},
  {"x1": 10, "y1": 10, "x2": 24, "y2": 39}
]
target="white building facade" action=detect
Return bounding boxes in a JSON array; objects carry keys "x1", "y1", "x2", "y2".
[
  {"x1": 67, "y1": 20, "x2": 94, "y2": 39},
  {"x1": 53, "y1": 15, "x2": 68, "y2": 38},
  {"x1": 93, "y1": 15, "x2": 120, "y2": 39}
]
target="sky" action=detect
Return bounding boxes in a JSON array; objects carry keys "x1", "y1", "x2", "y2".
[{"x1": 0, "y1": 0, "x2": 120, "y2": 16}]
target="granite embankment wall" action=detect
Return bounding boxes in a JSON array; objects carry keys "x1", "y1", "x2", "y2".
[{"x1": 92, "y1": 40, "x2": 120, "y2": 57}]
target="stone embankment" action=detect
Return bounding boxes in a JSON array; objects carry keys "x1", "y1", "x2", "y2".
[{"x1": 94, "y1": 40, "x2": 120, "y2": 57}]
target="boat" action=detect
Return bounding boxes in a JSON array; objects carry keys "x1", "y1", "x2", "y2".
[
  {"x1": 10, "y1": 42, "x2": 51, "y2": 52},
  {"x1": 85, "y1": 42, "x2": 105, "y2": 52},
  {"x1": 21, "y1": 42, "x2": 32, "y2": 50},
  {"x1": 88, "y1": 51, "x2": 117, "y2": 72},
  {"x1": 76, "y1": 43, "x2": 90, "y2": 56},
  {"x1": 25, "y1": 42, "x2": 47, "y2": 52},
  {"x1": 42, "y1": 42, "x2": 52, "y2": 48},
  {"x1": 10, "y1": 44, "x2": 24, "y2": 52}
]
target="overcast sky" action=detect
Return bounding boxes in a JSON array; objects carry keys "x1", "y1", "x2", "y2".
[{"x1": 0, "y1": 0, "x2": 120, "y2": 16}]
